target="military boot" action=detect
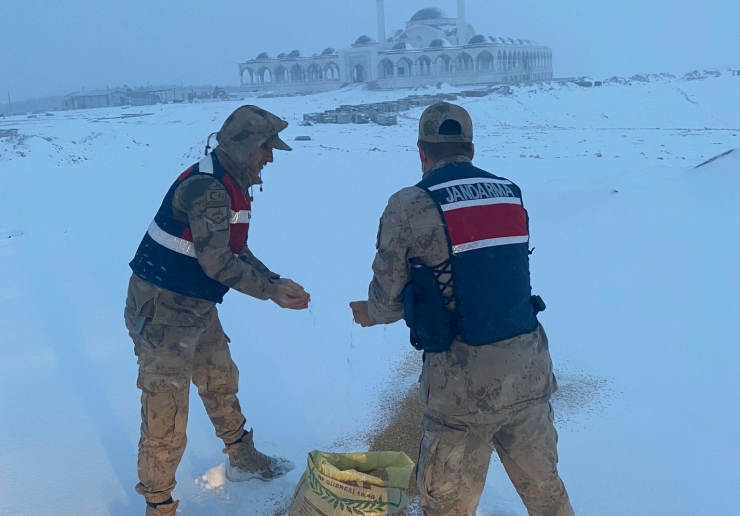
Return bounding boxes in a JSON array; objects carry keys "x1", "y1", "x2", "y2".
[
  {"x1": 145, "y1": 499, "x2": 179, "y2": 516},
  {"x1": 223, "y1": 429, "x2": 294, "y2": 482}
]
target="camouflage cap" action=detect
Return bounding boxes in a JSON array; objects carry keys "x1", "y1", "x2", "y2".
[
  {"x1": 217, "y1": 105, "x2": 292, "y2": 155},
  {"x1": 418, "y1": 102, "x2": 474, "y2": 144}
]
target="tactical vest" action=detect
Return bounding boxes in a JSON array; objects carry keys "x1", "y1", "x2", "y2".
[
  {"x1": 129, "y1": 153, "x2": 251, "y2": 303},
  {"x1": 411, "y1": 162, "x2": 538, "y2": 347}
]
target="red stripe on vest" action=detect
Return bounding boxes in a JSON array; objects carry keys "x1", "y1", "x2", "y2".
[
  {"x1": 443, "y1": 203, "x2": 528, "y2": 247},
  {"x1": 219, "y1": 173, "x2": 250, "y2": 255},
  {"x1": 177, "y1": 167, "x2": 194, "y2": 181}
]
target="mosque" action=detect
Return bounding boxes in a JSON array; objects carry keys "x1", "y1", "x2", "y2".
[{"x1": 238, "y1": 1, "x2": 553, "y2": 94}]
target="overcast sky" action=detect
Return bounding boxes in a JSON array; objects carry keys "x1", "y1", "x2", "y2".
[{"x1": 2, "y1": 0, "x2": 739, "y2": 101}]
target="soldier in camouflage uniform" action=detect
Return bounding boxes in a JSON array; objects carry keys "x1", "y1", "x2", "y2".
[
  {"x1": 351, "y1": 103, "x2": 574, "y2": 516},
  {"x1": 125, "y1": 106, "x2": 311, "y2": 516}
]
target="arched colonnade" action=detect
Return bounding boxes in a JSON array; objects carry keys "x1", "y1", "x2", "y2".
[
  {"x1": 242, "y1": 61, "x2": 342, "y2": 86},
  {"x1": 241, "y1": 48, "x2": 553, "y2": 87},
  {"x1": 377, "y1": 48, "x2": 553, "y2": 81}
]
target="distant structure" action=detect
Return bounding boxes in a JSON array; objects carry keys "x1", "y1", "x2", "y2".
[
  {"x1": 62, "y1": 88, "x2": 187, "y2": 110},
  {"x1": 62, "y1": 90, "x2": 129, "y2": 110},
  {"x1": 239, "y1": 1, "x2": 553, "y2": 94}
]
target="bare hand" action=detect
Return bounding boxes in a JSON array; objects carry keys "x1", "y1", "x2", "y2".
[
  {"x1": 271, "y1": 279, "x2": 310, "y2": 310},
  {"x1": 275, "y1": 278, "x2": 307, "y2": 292},
  {"x1": 349, "y1": 300, "x2": 376, "y2": 327}
]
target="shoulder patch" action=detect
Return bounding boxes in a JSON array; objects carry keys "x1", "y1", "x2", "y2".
[
  {"x1": 206, "y1": 187, "x2": 227, "y2": 204},
  {"x1": 206, "y1": 207, "x2": 228, "y2": 226}
]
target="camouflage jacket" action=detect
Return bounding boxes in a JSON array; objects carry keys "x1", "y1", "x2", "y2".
[{"x1": 367, "y1": 155, "x2": 471, "y2": 324}]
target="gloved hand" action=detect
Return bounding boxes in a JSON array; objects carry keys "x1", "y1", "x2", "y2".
[{"x1": 270, "y1": 279, "x2": 310, "y2": 310}]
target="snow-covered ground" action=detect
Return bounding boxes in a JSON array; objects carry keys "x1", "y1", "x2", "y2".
[{"x1": 1, "y1": 72, "x2": 738, "y2": 516}]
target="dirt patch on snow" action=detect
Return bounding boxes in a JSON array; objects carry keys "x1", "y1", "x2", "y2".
[
  {"x1": 368, "y1": 383, "x2": 425, "y2": 515},
  {"x1": 288, "y1": 351, "x2": 612, "y2": 516}
]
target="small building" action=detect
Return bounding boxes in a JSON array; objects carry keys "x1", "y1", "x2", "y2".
[
  {"x1": 61, "y1": 87, "x2": 190, "y2": 110},
  {"x1": 62, "y1": 90, "x2": 128, "y2": 110},
  {"x1": 733, "y1": 70, "x2": 740, "y2": 76},
  {"x1": 135, "y1": 87, "x2": 187, "y2": 104}
]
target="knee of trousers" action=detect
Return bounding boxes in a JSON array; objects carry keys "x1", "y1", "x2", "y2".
[
  {"x1": 417, "y1": 415, "x2": 486, "y2": 516},
  {"x1": 193, "y1": 363, "x2": 240, "y2": 396},
  {"x1": 137, "y1": 367, "x2": 192, "y2": 395},
  {"x1": 192, "y1": 332, "x2": 240, "y2": 396},
  {"x1": 138, "y1": 371, "x2": 190, "y2": 447}
]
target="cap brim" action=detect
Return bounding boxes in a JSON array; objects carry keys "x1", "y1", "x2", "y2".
[{"x1": 266, "y1": 134, "x2": 292, "y2": 152}]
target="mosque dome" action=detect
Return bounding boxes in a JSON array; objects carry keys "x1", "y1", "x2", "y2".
[
  {"x1": 288, "y1": 50, "x2": 302, "y2": 57},
  {"x1": 429, "y1": 38, "x2": 452, "y2": 48},
  {"x1": 355, "y1": 35, "x2": 377, "y2": 45},
  {"x1": 392, "y1": 41, "x2": 414, "y2": 50},
  {"x1": 277, "y1": 52, "x2": 287, "y2": 59},
  {"x1": 255, "y1": 52, "x2": 269, "y2": 60},
  {"x1": 468, "y1": 34, "x2": 490, "y2": 45},
  {"x1": 321, "y1": 47, "x2": 336, "y2": 55},
  {"x1": 410, "y1": 7, "x2": 448, "y2": 22}
]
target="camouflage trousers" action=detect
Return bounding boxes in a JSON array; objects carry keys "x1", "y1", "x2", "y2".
[
  {"x1": 416, "y1": 403, "x2": 574, "y2": 516},
  {"x1": 124, "y1": 275, "x2": 246, "y2": 504},
  {"x1": 416, "y1": 327, "x2": 573, "y2": 516}
]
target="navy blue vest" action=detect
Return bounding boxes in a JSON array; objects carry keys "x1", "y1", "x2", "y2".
[
  {"x1": 416, "y1": 162, "x2": 538, "y2": 346},
  {"x1": 129, "y1": 153, "x2": 251, "y2": 304}
]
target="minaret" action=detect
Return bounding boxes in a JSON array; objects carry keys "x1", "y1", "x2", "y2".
[
  {"x1": 376, "y1": 0, "x2": 386, "y2": 43},
  {"x1": 457, "y1": 0, "x2": 467, "y2": 45}
]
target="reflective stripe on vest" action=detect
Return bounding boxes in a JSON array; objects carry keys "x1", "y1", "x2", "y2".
[
  {"x1": 146, "y1": 212, "x2": 249, "y2": 259},
  {"x1": 230, "y1": 210, "x2": 251, "y2": 224},
  {"x1": 147, "y1": 221, "x2": 197, "y2": 258},
  {"x1": 199, "y1": 154, "x2": 214, "y2": 174}
]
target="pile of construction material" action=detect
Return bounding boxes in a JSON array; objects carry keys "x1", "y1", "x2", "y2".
[{"x1": 303, "y1": 92, "x2": 463, "y2": 127}]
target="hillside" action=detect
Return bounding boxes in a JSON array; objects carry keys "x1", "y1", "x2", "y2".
[{"x1": 0, "y1": 71, "x2": 738, "y2": 516}]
